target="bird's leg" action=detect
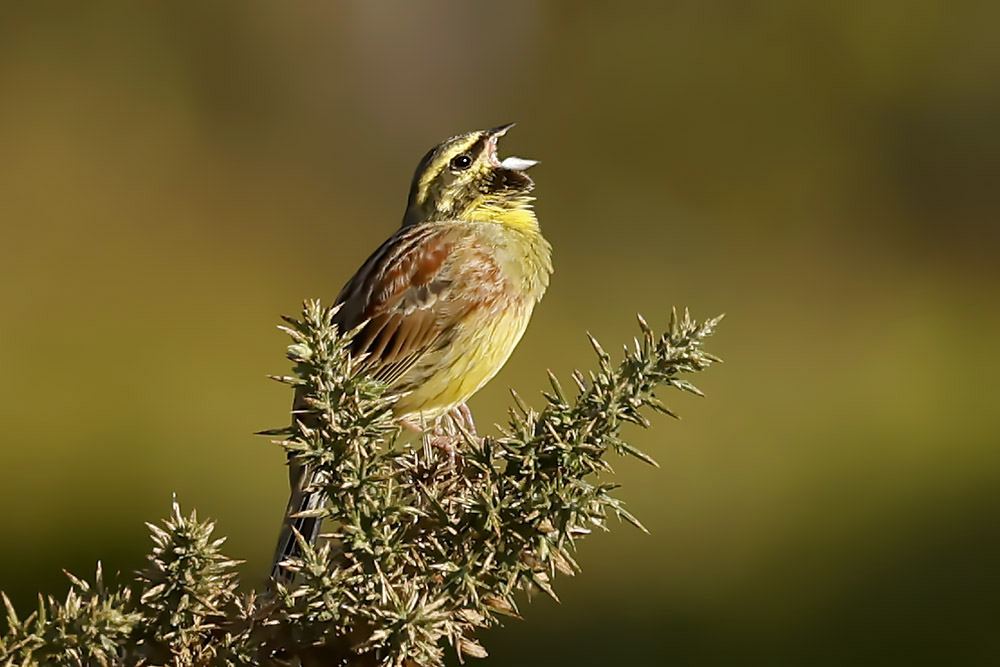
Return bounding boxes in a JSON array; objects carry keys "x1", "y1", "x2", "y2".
[
  {"x1": 422, "y1": 415, "x2": 458, "y2": 469},
  {"x1": 418, "y1": 405, "x2": 480, "y2": 470},
  {"x1": 399, "y1": 417, "x2": 424, "y2": 434},
  {"x1": 450, "y1": 403, "x2": 483, "y2": 452},
  {"x1": 454, "y1": 402, "x2": 478, "y2": 437}
]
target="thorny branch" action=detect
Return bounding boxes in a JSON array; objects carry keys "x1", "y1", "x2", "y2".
[{"x1": 1, "y1": 301, "x2": 722, "y2": 666}]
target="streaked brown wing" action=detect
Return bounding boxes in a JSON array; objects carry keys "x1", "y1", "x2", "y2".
[{"x1": 332, "y1": 223, "x2": 490, "y2": 388}]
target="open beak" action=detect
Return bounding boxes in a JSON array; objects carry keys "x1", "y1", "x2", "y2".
[
  {"x1": 486, "y1": 123, "x2": 539, "y2": 171},
  {"x1": 489, "y1": 122, "x2": 516, "y2": 137}
]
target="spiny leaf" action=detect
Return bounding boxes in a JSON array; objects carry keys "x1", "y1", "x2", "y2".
[{"x1": 616, "y1": 441, "x2": 660, "y2": 467}]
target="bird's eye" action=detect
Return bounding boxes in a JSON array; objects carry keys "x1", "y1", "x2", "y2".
[{"x1": 450, "y1": 154, "x2": 473, "y2": 171}]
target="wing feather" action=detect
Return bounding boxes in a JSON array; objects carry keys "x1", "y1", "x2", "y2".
[{"x1": 332, "y1": 223, "x2": 495, "y2": 392}]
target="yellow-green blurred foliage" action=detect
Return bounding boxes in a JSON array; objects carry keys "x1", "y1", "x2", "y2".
[{"x1": 1, "y1": 2, "x2": 998, "y2": 664}]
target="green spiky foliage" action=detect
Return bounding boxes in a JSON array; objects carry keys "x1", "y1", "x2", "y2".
[
  {"x1": 133, "y1": 502, "x2": 245, "y2": 664},
  {"x1": 0, "y1": 301, "x2": 722, "y2": 666},
  {"x1": 1, "y1": 565, "x2": 138, "y2": 667}
]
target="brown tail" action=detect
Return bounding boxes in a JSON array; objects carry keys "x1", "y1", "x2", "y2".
[
  {"x1": 271, "y1": 385, "x2": 325, "y2": 585},
  {"x1": 271, "y1": 459, "x2": 325, "y2": 584}
]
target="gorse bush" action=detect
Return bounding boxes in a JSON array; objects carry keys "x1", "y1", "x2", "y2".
[{"x1": 0, "y1": 301, "x2": 722, "y2": 666}]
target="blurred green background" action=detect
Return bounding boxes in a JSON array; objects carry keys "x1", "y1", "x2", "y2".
[{"x1": 2, "y1": 1, "x2": 998, "y2": 664}]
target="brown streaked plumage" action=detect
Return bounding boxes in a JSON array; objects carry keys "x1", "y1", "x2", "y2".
[{"x1": 272, "y1": 125, "x2": 552, "y2": 583}]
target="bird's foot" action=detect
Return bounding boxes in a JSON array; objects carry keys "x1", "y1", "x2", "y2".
[
  {"x1": 452, "y1": 403, "x2": 479, "y2": 438},
  {"x1": 415, "y1": 404, "x2": 482, "y2": 472}
]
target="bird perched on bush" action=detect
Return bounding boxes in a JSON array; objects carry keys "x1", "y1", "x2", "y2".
[{"x1": 273, "y1": 124, "x2": 552, "y2": 581}]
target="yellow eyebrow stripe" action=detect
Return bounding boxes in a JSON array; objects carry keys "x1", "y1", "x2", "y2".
[{"x1": 415, "y1": 133, "x2": 482, "y2": 204}]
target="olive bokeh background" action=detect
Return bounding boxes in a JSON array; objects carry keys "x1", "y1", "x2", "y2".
[{"x1": 2, "y1": 2, "x2": 998, "y2": 665}]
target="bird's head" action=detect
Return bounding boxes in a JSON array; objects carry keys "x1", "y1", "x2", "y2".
[{"x1": 402, "y1": 123, "x2": 539, "y2": 228}]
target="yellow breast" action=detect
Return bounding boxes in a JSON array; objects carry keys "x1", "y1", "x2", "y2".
[
  {"x1": 391, "y1": 302, "x2": 534, "y2": 421},
  {"x1": 389, "y1": 211, "x2": 551, "y2": 424}
]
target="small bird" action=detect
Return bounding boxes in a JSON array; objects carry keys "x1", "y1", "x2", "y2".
[{"x1": 272, "y1": 124, "x2": 552, "y2": 582}]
